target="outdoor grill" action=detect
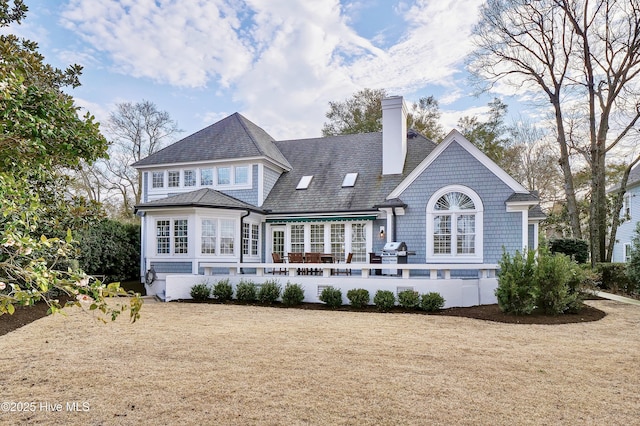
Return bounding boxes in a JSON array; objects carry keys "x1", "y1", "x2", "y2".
[{"x1": 381, "y1": 241, "x2": 408, "y2": 275}]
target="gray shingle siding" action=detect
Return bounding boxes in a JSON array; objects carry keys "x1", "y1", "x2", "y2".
[
  {"x1": 150, "y1": 261, "x2": 193, "y2": 273},
  {"x1": 612, "y1": 184, "x2": 640, "y2": 262},
  {"x1": 395, "y1": 141, "x2": 522, "y2": 264},
  {"x1": 219, "y1": 165, "x2": 260, "y2": 206},
  {"x1": 263, "y1": 166, "x2": 281, "y2": 202}
]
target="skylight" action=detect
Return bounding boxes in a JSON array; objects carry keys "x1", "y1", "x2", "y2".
[
  {"x1": 297, "y1": 175, "x2": 313, "y2": 190},
  {"x1": 342, "y1": 173, "x2": 358, "y2": 187}
]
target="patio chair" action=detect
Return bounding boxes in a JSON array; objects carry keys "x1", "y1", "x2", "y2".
[
  {"x1": 271, "y1": 252, "x2": 287, "y2": 275},
  {"x1": 334, "y1": 252, "x2": 353, "y2": 276},
  {"x1": 288, "y1": 252, "x2": 305, "y2": 275},
  {"x1": 305, "y1": 252, "x2": 322, "y2": 275}
]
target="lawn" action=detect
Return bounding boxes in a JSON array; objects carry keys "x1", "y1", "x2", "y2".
[{"x1": 1, "y1": 299, "x2": 639, "y2": 425}]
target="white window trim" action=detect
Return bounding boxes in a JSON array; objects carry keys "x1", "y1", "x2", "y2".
[
  {"x1": 155, "y1": 217, "x2": 190, "y2": 256},
  {"x1": 271, "y1": 222, "x2": 370, "y2": 262},
  {"x1": 199, "y1": 217, "x2": 238, "y2": 257},
  {"x1": 625, "y1": 243, "x2": 632, "y2": 263},
  {"x1": 148, "y1": 164, "x2": 253, "y2": 192},
  {"x1": 152, "y1": 171, "x2": 165, "y2": 189},
  {"x1": 167, "y1": 170, "x2": 181, "y2": 188},
  {"x1": 426, "y1": 185, "x2": 484, "y2": 263}
]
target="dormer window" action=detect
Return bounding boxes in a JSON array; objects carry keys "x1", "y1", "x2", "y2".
[
  {"x1": 342, "y1": 173, "x2": 358, "y2": 187},
  {"x1": 297, "y1": 175, "x2": 313, "y2": 190}
]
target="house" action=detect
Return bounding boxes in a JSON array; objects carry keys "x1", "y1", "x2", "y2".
[
  {"x1": 133, "y1": 96, "x2": 543, "y2": 306},
  {"x1": 611, "y1": 164, "x2": 640, "y2": 262}
]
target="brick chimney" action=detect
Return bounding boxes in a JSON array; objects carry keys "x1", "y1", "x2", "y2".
[{"x1": 382, "y1": 96, "x2": 407, "y2": 175}]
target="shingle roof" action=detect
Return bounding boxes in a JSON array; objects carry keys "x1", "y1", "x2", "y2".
[
  {"x1": 506, "y1": 192, "x2": 539, "y2": 203},
  {"x1": 528, "y1": 204, "x2": 546, "y2": 219},
  {"x1": 609, "y1": 163, "x2": 640, "y2": 193},
  {"x1": 136, "y1": 188, "x2": 263, "y2": 212},
  {"x1": 262, "y1": 132, "x2": 437, "y2": 213},
  {"x1": 132, "y1": 113, "x2": 291, "y2": 170}
]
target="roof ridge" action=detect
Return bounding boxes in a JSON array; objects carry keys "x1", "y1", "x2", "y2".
[{"x1": 235, "y1": 113, "x2": 269, "y2": 157}]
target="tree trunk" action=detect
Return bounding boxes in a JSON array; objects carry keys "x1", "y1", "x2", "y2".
[{"x1": 552, "y1": 99, "x2": 582, "y2": 239}]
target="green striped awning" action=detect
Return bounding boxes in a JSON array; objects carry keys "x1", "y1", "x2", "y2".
[{"x1": 266, "y1": 215, "x2": 377, "y2": 224}]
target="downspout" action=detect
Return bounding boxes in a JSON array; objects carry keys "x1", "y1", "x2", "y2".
[
  {"x1": 239, "y1": 210, "x2": 251, "y2": 274},
  {"x1": 392, "y1": 207, "x2": 397, "y2": 242}
]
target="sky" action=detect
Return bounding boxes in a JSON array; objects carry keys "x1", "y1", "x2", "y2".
[{"x1": 5, "y1": 0, "x2": 530, "y2": 142}]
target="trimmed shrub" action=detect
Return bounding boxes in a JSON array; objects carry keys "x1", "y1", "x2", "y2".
[
  {"x1": 597, "y1": 262, "x2": 637, "y2": 294},
  {"x1": 549, "y1": 238, "x2": 589, "y2": 264},
  {"x1": 235, "y1": 280, "x2": 257, "y2": 302},
  {"x1": 211, "y1": 279, "x2": 233, "y2": 302},
  {"x1": 397, "y1": 289, "x2": 420, "y2": 309},
  {"x1": 258, "y1": 279, "x2": 281, "y2": 304},
  {"x1": 346, "y1": 288, "x2": 370, "y2": 308},
  {"x1": 420, "y1": 292, "x2": 445, "y2": 312},
  {"x1": 282, "y1": 282, "x2": 305, "y2": 306},
  {"x1": 373, "y1": 290, "x2": 395, "y2": 312},
  {"x1": 496, "y1": 249, "x2": 538, "y2": 315},
  {"x1": 190, "y1": 282, "x2": 210, "y2": 301},
  {"x1": 319, "y1": 286, "x2": 343, "y2": 309},
  {"x1": 536, "y1": 251, "x2": 583, "y2": 314}
]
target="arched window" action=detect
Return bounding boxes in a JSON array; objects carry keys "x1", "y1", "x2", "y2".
[{"x1": 426, "y1": 186, "x2": 483, "y2": 262}]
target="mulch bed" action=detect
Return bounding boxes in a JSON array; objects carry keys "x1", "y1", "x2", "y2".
[
  {"x1": 176, "y1": 297, "x2": 607, "y2": 325},
  {"x1": 0, "y1": 296, "x2": 608, "y2": 337}
]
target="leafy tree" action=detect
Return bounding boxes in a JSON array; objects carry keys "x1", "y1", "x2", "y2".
[
  {"x1": 0, "y1": 2, "x2": 141, "y2": 321},
  {"x1": 322, "y1": 88, "x2": 387, "y2": 136},
  {"x1": 75, "y1": 220, "x2": 141, "y2": 283},
  {"x1": 458, "y1": 98, "x2": 510, "y2": 165},
  {"x1": 322, "y1": 89, "x2": 445, "y2": 141},
  {"x1": 469, "y1": 0, "x2": 640, "y2": 265},
  {"x1": 407, "y1": 95, "x2": 445, "y2": 142}
]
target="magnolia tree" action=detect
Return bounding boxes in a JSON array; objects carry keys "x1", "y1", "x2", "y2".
[{"x1": 0, "y1": 1, "x2": 142, "y2": 322}]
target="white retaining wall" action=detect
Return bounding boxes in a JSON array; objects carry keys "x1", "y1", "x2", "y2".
[{"x1": 155, "y1": 274, "x2": 499, "y2": 308}]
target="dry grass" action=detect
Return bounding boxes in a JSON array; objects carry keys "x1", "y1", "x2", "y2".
[{"x1": 1, "y1": 299, "x2": 639, "y2": 425}]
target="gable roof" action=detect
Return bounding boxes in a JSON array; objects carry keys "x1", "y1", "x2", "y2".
[
  {"x1": 135, "y1": 188, "x2": 264, "y2": 213},
  {"x1": 262, "y1": 131, "x2": 437, "y2": 214},
  {"x1": 609, "y1": 162, "x2": 640, "y2": 193},
  {"x1": 132, "y1": 113, "x2": 291, "y2": 170},
  {"x1": 388, "y1": 129, "x2": 529, "y2": 200}
]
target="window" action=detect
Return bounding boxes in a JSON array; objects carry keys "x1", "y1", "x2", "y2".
[
  {"x1": 242, "y1": 223, "x2": 250, "y2": 255},
  {"x1": 201, "y1": 168, "x2": 213, "y2": 186},
  {"x1": 342, "y1": 173, "x2": 358, "y2": 187},
  {"x1": 168, "y1": 171, "x2": 180, "y2": 188},
  {"x1": 251, "y1": 224, "x2": 259, "y2": 256},
  {"x1": 290, "y1": 225, "x2": 305, "y2": 253},
  {"x1": 297, "y1": 175, "x2": 313, "y2": 190},
  {"x1": 220, "y1": 219, "x2": 235, "y2": 254},
  {"x1": 242, "y1": 223, "x2": 260, "y2": 256},
  {"x1": 427, "y1": 186, "x2": 483, "y2": 262},
  {"x1": 330, "y1": 223, "x2": 345, "y2": 261},
  {"x1": 201, "y1": 219, "x2": 216, "y2": 254},
  {"x1": 152, "y1": 172, "x2": 164, "y2": 188},
  {"x1": 351, "y1": 223, "x2": 366, "y2": 262},
  {"x1": 310, "y1": 224, "x2": 324, "y2": 252},
  {"x1": 174, "y1": 220, "x2": 188, "y2": 253},
  {"x1": 184, "y1": 170, "x2": 196, "y2": 187},
  {"x1": 156, "y1": 220, "x2": 170, "y2": 254},
  {"x1": 217, "y1": 167, "x2": 231, "y2": 185},
  {"x1": 156, "y1": 219, "x2": 187, "y2": 255},
  {"x1": 625, "y1": 243, "x2": 632, "y2": 263},
  {"x1": 623, "y1": 194, "x2": 632, "y2": 219},
  {"x1": 235, "y1": 166, "x2": 249, "y2": 185}
]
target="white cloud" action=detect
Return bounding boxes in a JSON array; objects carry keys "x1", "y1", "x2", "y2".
[
  {"x1": 57, "y1": 0, "x2": 487, "y2": 138},
  {"x1": 61, "y1": 0, "x2": 253, "y2": 88}
]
